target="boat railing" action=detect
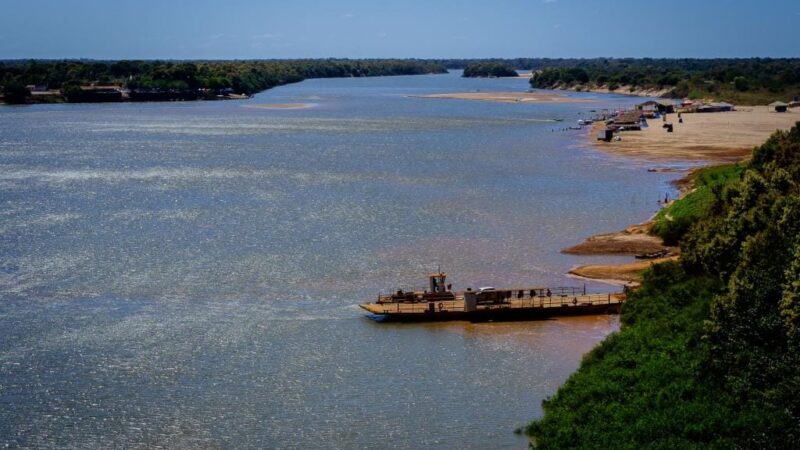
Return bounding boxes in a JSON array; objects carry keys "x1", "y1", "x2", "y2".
[{"x1": 376, "y1": 299, "x2": 466, "y2": 315}]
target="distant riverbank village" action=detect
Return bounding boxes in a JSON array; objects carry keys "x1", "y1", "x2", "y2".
[{"x1": 594, "y1": 96, "x2": 798, "y2": 142}]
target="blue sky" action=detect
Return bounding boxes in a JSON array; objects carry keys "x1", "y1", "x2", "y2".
[{"x1": 1, "y1": 0, "x2": 798, "y2": 59}]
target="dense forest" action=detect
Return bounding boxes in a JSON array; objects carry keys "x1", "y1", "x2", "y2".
[
  {"x1": 527, "y1": 58, "x2": 800, "y2": 104},
  {"x1": 526, "y1": 123, "x2": 800, "y2": 448},
  {"x1": 0, "y1": 59, "x2": 447, "y2": 103},
  {"x1": 462, "y1": 62, "x2": 518, "y2": 78}
]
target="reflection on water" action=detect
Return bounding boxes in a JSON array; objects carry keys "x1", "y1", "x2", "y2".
[{"x1": 1, "y1": 72, "x2": 673, "y2": 448}]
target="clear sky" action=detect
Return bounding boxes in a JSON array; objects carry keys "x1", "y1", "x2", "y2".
[{"x1": 1, "y1": 0, "x2": 799, "y2": 59}]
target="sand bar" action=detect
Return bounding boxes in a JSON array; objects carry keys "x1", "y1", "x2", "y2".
[
  {"x1": 592, "y1": 107, "x2": 800, "y2": 162},
  {"x1": 414, "y1": 91, "x2": 592, "y2": 104},
  {"x1": 243, "y1": 103, "x2": 317, "y2": 110},
  {"x1": 568, "y1": 256, "x2": 678, "y2": 286},
  {"x1": 563, "y1": 221, "x2": 675, "y2": 255}
]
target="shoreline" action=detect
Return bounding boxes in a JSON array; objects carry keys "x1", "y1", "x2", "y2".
[
  {"x1": 540, "y1": 82, "x2": 672, "y2": 98},
  {"x1": 411, "y1": 91, "x2": 593, "y2": 104},
  {"x1": 567, "y1": 256, "x2": 679, "y2": 286},
  {"x1": 569, "y1": 106, "x2": 800, "y2": 284},
  {"x1": 242, "y1": 102, "x2": 318, "y2": 110}
]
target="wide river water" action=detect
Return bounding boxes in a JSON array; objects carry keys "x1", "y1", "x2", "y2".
[{"x1": 0, "y1": 72, "x2": 679, "y2": 448}]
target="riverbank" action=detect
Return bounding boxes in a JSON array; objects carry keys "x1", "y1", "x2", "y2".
[
  {"x1": 568, "y1": 106, "x2": 800, "y2": 284},
  {"x1": 592, "y1": 107, "x2": 800, "y2": 161},
  {"x1": 527, "y1": 122, "x2": 800, "y2": 448},
  {"x1": 413, "y1": 91, "x2": 592, "y2": 103},
  {"x1": 568, "y1": 256, "x2": 678, "y2": 285},
  {"x1": 546, "y1": 82, "x2": 672, "y2": 98}
]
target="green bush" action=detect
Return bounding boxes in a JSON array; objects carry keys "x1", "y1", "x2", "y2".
[
  {"x1": 2, "y1": 80, "x2": 30, "y2": 104},
  {"x1": 733, "y1": 76, "x2": 750, "y2": 92}
]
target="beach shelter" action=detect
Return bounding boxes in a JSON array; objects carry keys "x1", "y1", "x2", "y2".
[
  {"x1": 769, "y1": 101, "x2": 789, "y2": 113},
  {"x1": 710, "y1": 102, "x2": 734, "y2": 112}
]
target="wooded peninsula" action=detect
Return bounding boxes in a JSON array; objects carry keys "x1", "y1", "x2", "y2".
[{"x1": 0, "y1": 59, "x2": 447, "y2": 104}]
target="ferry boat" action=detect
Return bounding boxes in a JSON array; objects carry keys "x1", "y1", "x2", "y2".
[{"x1": 360, "y1": 272, "x2": 626, "y2": 323}]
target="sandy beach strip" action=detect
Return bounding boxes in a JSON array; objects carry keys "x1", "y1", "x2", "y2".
[
  {"x1": 568, "y1": 256, "x2": 678, "y2": 285},
  {"x1": 243, "y1": 103, "x2": 318, "y2": 110},
  {"x1": 412, "y1": 91, "x2": 593, "y2": 104},
  {"x1": 591, "y1": 107, "x2": 800, "y2": 162},
  {"x1": 563, "y1": 221, "x2": 675, "y2": 255}
]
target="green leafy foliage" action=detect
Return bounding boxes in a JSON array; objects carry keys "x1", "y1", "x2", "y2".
[
  {"x1": 1, "y1": 79, "x2": 30, "y2": 104},
  {"x1": 527, "y1": 123, "x2": 800, "y2": 448}
]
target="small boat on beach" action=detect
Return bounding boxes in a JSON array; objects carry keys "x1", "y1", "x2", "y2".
[{"x1": 635, "y1": 249, "x2": 669, "y2": 259}]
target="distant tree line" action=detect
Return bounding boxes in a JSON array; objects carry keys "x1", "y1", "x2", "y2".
[
  {"x1": 5, "y1": 58, "x2": 800, "y2": 105},
  {"x1": 0, "y1": 59, "x2": 447, "y2": 104},
  {"x1": 525, "y1": 58, "x2": 800, "y2": 104},
  {"x1": 462, "y1": 62, "x2": 518, "y2": 78},
  {"x1": 431, "y1": 58, "x2": 599, "y2": 71}
]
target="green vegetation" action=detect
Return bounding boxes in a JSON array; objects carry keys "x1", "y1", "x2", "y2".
[
  {"x1": 462, "y1": 62, "x2": 517, "y2": 78},
  {"x1": 1, "y1": 80, "x2": 30, "y2": 104},
  {"x1": 6, "y1": 58, "x2": 800, "y2": 105},
  {"x1": 0, "y1": 59, "x2": 447, "y2": 103},
  {"x1": 652, "y1": 164, "x2": 744, "y2": 245},
  {"x1": 528, "y1": 58, "x2": 800, "y2": 105},
  {"x1": 527, "y1": 123, "x2": 800, "y2": 448}
]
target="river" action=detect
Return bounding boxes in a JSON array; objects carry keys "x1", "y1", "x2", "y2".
[{"x1": 0, "y1": 71, "x2": 679, "y2": 448}]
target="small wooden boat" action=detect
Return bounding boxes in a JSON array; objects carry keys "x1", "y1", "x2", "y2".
[{"x1": 635, "y1": 249, "x2": 669, "y2": 259}]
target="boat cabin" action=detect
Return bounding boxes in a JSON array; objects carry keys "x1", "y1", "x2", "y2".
[{"x1": 383, "y1": 272, "x2": 455, "y2": 303}]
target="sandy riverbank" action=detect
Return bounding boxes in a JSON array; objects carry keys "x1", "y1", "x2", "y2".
[
  {"x1": 243, "y1": 103, "x2": 317, "y2": 110},
  {"x1": 563, "y1": 221, "x2": 676, "y2": 255},
  {"x1": 569, "y1": 256, "x2": 678, "y2": 285},
  {"x1": 413, "y1": 91, "x2": 593, "y2": 104},
  {"x1": 566, "y1": 84, "x2": 671, "y2": 98},
  {"x1": 569, "y1": 106, "x2": 799, "y2": 284},
  {"x1": 592, "y1": 107, "x2": 800, "y2": 161}
]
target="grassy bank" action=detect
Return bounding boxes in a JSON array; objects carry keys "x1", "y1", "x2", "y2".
[
  {"x1": 526, "y1": 123, "x2": 800, "y2": 448},
  {"x1": 651, "y1": 164, "x2": 744, "y2": 245}
]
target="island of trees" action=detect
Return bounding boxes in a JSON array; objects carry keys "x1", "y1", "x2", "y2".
[
  {"x1": 525, "y1": 124, "x2": 800, "y2": 448},
  {"x1": 0, "y1": 59, "x2": 447, "y2": 104},
  {"x1": 462, "y1": 62, "x2": 518, "y2": 78}
]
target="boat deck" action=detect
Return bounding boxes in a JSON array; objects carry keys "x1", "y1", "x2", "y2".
[{"x1": 360, "y1": 292, "x2": 625, "y2": 322}]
